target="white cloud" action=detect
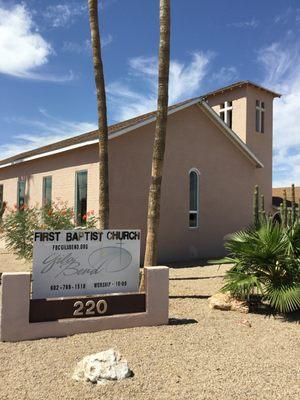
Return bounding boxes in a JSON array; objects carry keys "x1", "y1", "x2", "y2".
[
  {"x1": 228, "y1": 19, "x2": 259, "y2": 29},
  {"x1": 257, "y1": 40, "x2": 300, "y2": 187},
  {"x1": 107, "y1": 52, "x2": 213, "y2": 121},
  {"x1": 44, "y1": 3, "x2": 86, "y2": 28},
  {"x1": 211, "y1": 66, "x2": 238, "y2": 85},
  {"x1": 101, "y1": 34, "x2": 113, "y2": 47},
  {"x1": 1, "y1": 109, "x2": 97, "y2": 160},
  {"x1": 0, "y1": 3, "x2": 73, "y2": 81},
  {"x1": 62, "y1": 35, "x2": 113, "y2": 54}
]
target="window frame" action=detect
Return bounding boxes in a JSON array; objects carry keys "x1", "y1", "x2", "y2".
[
  {"x1": 255, "y1": 100, "x2": 265, "y2": 133},
  {"x1": 42, "y1": 176, "x2": 52, "y2": 207},
  {"x1": 75, "y1": 170, "x2": 88, "y2": 225},
  {"x1": 220, "y1": 101, "x2": 233, "y2": 129},
  {"x1": 189, "y1": 168, "x2": 200, "y2": 229},
  {"x1": 17, "y1": 178, "x2": 26, "y2": 209}
]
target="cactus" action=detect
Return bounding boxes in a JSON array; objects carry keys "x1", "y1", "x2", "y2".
[
  {"x1": 260, "y1": 194, "x2": 266, "y2": 223},
  {"x1": 291, "y1": 184, "x2": 296, "y2": 225},
  {"x1": 287, "y1": 209, "x2": 292, "y2": 227},
  {"x1": 253, "y1": 185, "x2": 260, "y2": 229},
  {"x1": 282, "y1": 189, "x2": 288, "y2": 227}
]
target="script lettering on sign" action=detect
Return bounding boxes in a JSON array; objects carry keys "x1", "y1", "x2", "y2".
[{"x1": 32, "y1": 230, "x2": 141, "y2": 299}]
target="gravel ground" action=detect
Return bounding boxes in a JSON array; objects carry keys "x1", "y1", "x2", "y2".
[{"x1": 0, "y1": 257, "x2": 299, "y2": 400}]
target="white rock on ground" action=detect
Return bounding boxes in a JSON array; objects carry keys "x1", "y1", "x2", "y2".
[
  {"x1": 72, "y1": 349, "x2": 132, "y2": 384},
  {"x1": 208, "y1": 292, "x2": 249, "y2": 313}
]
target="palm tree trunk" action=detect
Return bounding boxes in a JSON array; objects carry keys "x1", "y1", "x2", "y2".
[
  {"x1": 88, "y1": 0, "x2": 109, "y2": 229},
  {"x1": 143, "y1": 0, "x2": 170, "y2": 269}
]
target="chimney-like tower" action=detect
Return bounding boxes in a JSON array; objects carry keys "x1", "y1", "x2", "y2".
[{"x1": 204, "y1": 81, "x2": 281, "y2": 212}]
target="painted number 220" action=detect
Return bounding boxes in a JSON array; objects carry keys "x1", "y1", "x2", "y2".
[{"x1": 73, "y1": 299, "x2": 108, "y2": 317}]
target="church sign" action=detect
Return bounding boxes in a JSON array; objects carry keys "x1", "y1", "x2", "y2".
[{"x1": 32, "y1": 229, "x2": 141, "y2": 300}]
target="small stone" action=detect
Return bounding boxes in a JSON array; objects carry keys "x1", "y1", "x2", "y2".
[
  {"x1": 238, "y1": 319, "x2": 252, "y2": 327},
  {"x1": 72, "y1": 349, "x2": 132, "y2": 384},
  {"x1": 208, "y1": 292, "x2": 249, "y2": 313}
]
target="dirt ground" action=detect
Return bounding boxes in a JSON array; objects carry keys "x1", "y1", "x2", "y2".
[{"x1": 0, "y1": 254, "x2": 299, "y2": 400}]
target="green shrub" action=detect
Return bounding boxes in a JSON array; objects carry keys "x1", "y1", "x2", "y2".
[
  {"x1": 1, "y1": 203, "x2": 98, "y2": 260},
  {"x1": 1, "y1": 206, "x2": 39, "y2": 260},
  {"x1": 220, "y1": 220, "x2": 300, "y2": 314},
  {"x1": 41, "y1": 203, "x2": 75, "y2": 230}
]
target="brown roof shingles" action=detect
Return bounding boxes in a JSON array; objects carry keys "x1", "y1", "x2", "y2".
[
  {"x1": 0, "y1": 80, "x2": 279, "y2": 167},
  {"x1": 0, "y1": 98, "x2": 197, "y2": 167}
]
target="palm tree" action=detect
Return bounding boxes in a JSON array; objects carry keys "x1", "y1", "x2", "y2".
[
  {"x1": 143, "y1": 0, "x2": 171, "y2": 270},
  {"x1": 88, "y1": 0, "x2": 109, "y2": 229},
  {"x1": 220, "y1": 220, "x2": 300, "y2": 313}
]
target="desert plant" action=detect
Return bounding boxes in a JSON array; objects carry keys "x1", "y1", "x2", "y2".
[
  {"x1": 0, "y1": 201, "x2": 7, "y2": 222},
  {"x1": 41, "y1": 203, "x2": 74, "y2": 230},
  {"x1": 282, "y1": 189, "x2": 288, "y2": 227},
  {"x1": 219, "y1": 220, "x2": 300, "y2": 313},
  {"x1": 88, "y1": 0, "x2": 110, "y2": 229},
  {"x1": 1, "y1": 203, "x2": 98, "y2": 260},
  {"x1": 1, "y1": 206, "x2": 39, "y2": 260},
  {"x1": 144, "y1": 0, "x2": 171, "y2": 268},
  {"x1": 252, "y1": 185, "x2": 260, "y2": 229}
]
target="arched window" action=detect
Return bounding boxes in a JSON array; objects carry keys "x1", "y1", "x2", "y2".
[{"x1": 189, "y1": 169, "x2": 200, "y2": 228}]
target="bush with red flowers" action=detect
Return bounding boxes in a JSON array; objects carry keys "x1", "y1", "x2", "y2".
[{"x1": 1, "y1": 202, "x2": 98, "y2": 260}]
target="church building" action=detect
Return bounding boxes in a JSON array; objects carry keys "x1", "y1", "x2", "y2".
[{"x1": 0, "y1": 81, "x2": 280, "y2": 262}]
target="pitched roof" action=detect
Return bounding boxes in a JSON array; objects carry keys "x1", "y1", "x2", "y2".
[
  {"x1": 0, "y1": 97, "x2": 200, "y2": 168},
  {"x1": 0, "y1": 81, "x2": 270, "y2": 169},
  {"x1": 202, "y1": 80, "x2": 281, "y2": 99}
]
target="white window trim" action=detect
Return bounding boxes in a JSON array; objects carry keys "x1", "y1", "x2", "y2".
[
  {"x1": 256, "y1": 100, "x2": 265, "y2": 133},
  {"x1": 220, "y1": 101, "x2": 233, "y2": 127},
  {"x1": 189, "y1": 168, "x2": 200, "y2": 229}
]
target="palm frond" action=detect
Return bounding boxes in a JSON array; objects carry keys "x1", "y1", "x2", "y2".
[
  {"x1": 221, "y1": 270, "x2": 262, "y2": 299},
  {"x1": 264, "y1": 283, "x2": 300, "y2": 313}
]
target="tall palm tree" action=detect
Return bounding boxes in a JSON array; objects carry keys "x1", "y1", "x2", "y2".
[
  {"x1": 144, "y1": 0, "x2": 171, "y2": 267},
  {"x1": 88, "y1": 0, "x2": 109, "y2": 229}
]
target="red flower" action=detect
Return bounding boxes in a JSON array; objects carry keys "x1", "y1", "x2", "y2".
[{"x1": 82, "y1": 214, "x2": 87, "y2": 221}]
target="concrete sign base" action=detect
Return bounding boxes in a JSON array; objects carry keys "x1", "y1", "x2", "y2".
[{"x1": 0, "y1": 266, "x2": 169, "y2": 342}]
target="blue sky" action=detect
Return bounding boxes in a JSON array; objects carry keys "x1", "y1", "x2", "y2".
[{"x1": 0, "y1": 0, "x2": 300, "y2": 187}]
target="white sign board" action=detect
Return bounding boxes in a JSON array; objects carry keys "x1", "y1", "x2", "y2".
[{"x1": 32, "y1": 230, "x2": 141, "y2": 299}]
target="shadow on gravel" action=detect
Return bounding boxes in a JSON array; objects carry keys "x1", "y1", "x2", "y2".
[
  {"x1": 170, "y1": 275, "x2": 225, "y2": 281},
  {"x1": 282, "y1": 310, "x2": 300, "y2": 323},
  {"x1": 249, "y1": 303, "x2": 300, "y2": 324},
  {"x1": 169, "y1": 295, "x2": 211, "y2": 299},
  {"x1": 168, "y1": 318, "x2": 198, "y2": 325}
]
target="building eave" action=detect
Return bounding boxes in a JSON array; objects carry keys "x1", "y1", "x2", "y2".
[
  {"x1": 0, "y1": 95, "x2": 263, "y2": 170},
  {"x1": 0, "y1": 97, "x2": 202, "y2": 170},
  {"x1": 202, "y1": 80, "x2": 281, "y2": 99}
]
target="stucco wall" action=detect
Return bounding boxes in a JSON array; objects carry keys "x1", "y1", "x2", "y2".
[
  {"x1": 0, "y1": 105, "x2": 257, "y2": 262},
  {"x1": 207, "y1": 86, "x2": 248, "y2": 143},
  {"x1": 206, "y1": 86, "x2": 275, "y2": 212},
  {"x1": 246, "y1": 86, "x2": 274, "y2": 212}
]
